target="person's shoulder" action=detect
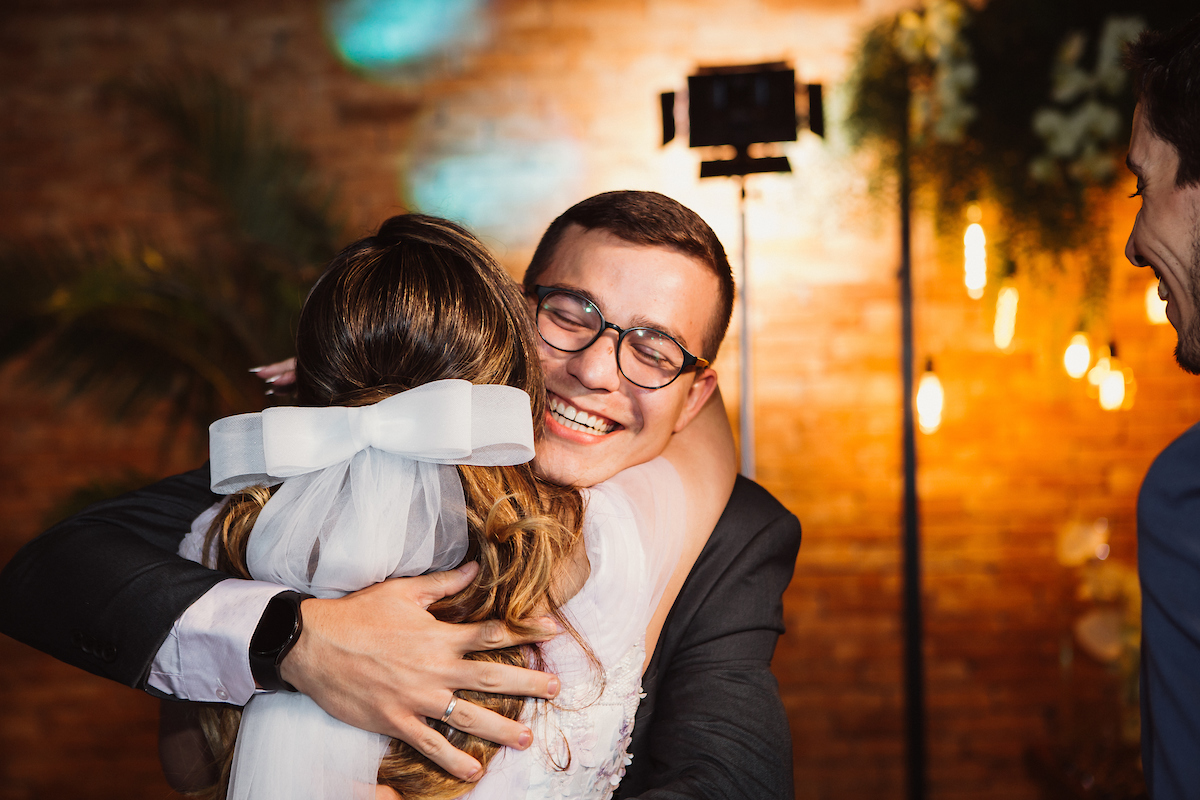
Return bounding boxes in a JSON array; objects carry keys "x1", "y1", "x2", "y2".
[
  {"x1": 1159, "y1": 420, "x2": 1200, "y2": 460},
  {"x1": 723, "y1": 475, "x2": 795, "y2": 522},
  {"x1": 1145, "y1": 421, "x2": 1200, "y2": 492},
  {"x1": 710, "y1": 475, "x2": 801, "y2": 547}
]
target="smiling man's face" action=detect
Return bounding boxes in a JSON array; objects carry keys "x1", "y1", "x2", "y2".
[
  {"x1": 1126, "y1": 103, "x2": 1200, "y2": 372},
  {"x1": 530, "y1": 224, "x2": 720, "y2": 488}
]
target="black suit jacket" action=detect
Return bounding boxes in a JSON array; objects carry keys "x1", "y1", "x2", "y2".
[{"x1": 0, "y1": 468, "x2": 800, "y2": 799}]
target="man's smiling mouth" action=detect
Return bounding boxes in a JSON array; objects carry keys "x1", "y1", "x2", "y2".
[{"x1": 549, "y1": 395, "x2": 618, "y2": 435}]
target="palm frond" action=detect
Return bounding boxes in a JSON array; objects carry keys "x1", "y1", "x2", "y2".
[{"x1": 1, "y1": 71, "x2": 345, "y2": 450}]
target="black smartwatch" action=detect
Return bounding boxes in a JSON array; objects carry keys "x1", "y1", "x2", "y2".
[{"x1": 249, "y1": 590, "x2": 313, "y2": 693}]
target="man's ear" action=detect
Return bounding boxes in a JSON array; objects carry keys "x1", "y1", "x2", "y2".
[{"x1": 672, "y1": 367, "x2": 719, "y2": 433}]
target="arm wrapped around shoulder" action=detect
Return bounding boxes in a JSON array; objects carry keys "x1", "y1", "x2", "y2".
[{"x1": 0, "y1": 465, "x2": 224, "y2": 689}]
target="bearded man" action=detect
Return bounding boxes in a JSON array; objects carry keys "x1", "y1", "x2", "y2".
[{"x1": 1125, "y1": 14, "x2": 1200, "y2": 799}]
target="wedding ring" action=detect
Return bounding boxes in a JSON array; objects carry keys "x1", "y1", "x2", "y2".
[{"x1": 440, "y1": 697, "x2": 457, "y2": 723}]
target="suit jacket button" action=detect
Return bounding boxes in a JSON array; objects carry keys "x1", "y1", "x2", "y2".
[{"x1": 100, "y1": 644, "x2": 117, "y2": 663}]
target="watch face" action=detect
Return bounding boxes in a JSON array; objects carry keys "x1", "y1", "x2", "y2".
[{"x1": 251, "y1": 593, "x2": 302, "y2": 657}]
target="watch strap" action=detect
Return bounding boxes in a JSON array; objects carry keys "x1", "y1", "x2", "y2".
[{"x1": 249, "y1": 590, "x2": 313, "y2": 693}]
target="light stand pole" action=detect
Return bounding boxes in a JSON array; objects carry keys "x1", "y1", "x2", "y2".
[
  {"x1": 738, "y1": 176, "x2": 755, "y2": 479},
  {"x1": 898, "y1": 102, "x2": 928, "y2": 800}
]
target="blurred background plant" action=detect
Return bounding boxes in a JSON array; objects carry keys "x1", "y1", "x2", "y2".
[
  {"x1": 845, "y1": 0, "x2": 1193, "y2": 327},
  {"x1": 0, "y1": 70, "x2": 343, "y2": 459}
]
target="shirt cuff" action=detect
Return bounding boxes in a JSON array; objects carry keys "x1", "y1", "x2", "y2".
[{"x1": 148, "y1": 578, "x2": 287, "y2": 704}]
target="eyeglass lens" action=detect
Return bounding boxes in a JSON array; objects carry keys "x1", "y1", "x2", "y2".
[{"x1": 537, "y1": 291, "x2": 686, "y2": 388}]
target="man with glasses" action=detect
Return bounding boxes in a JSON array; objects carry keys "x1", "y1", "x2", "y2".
[{"x1": 0, "y1": 191, "x2": 801, "y2": 799}]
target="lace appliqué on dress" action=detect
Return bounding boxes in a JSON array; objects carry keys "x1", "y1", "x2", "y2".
[{"x1": 526, "y1": 642, "x2": 647, "y2": 800}]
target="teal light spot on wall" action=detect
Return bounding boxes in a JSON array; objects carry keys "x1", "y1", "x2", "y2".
[
  {"x1": 408, "y1": 139, "x2": 584, "y2": 245},
  {"x1": 327, "y1": 0, "x2": 482, "y2": 70}
]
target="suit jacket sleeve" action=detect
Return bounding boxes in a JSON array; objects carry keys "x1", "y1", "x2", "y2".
[
  {"x1": 617, "y1": 476, "x2": 801, "y2": 800},
  {"x1": 0, "y1": 464, "x2": 228, "y2": 689}
]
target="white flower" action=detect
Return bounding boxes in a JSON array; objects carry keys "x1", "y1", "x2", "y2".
[
  {"x1": 1031, "y1": 15, "x2": 1146, "y2": 183},
  {"x1": 893, "y1": 0, "x2": 977, "y2": 143}
]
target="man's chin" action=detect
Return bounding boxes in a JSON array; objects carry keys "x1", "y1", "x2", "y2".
[
  {"x1": 1175, "y1": 306, "x2": 1200, "y2": 374},
  {"x1": 1175, "y1": 339, "x2": 1200, "y2": 375},
  {"x1": 534, "y1": 426, "x2": 629, "y2": 488}
]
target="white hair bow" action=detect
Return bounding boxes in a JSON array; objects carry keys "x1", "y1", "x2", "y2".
[{"x1": 209, "y1": 379, "x2": 535, "y2": 493}]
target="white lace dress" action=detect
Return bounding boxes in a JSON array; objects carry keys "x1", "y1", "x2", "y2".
[
  {"x1": 181, "y1": 456, "x2": 685, "y2": 800},
  {"x1": 466, "y1": 457, "x2": 685, "y2": 800}
]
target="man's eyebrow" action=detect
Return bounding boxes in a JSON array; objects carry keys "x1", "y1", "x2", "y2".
[{"x1": 543, "y1": 283, "x2": 692, "y2": 348}]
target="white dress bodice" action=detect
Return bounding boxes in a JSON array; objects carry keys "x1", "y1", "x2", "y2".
[{"x1": 466, "y1": 457, "x2": 686, "y2": 799}]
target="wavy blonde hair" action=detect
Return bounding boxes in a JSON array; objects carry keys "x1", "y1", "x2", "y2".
[{"x1": 192, "y1": 214, "x2": 585, "y2": 800}]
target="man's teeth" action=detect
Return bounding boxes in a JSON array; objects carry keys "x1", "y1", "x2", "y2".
[
  {"x1": 1160, "y1": 277, "x2": 1169, "y2": 300},
  {"x1": 550, "y1": 397, "x2": 616, "y2": 434}
]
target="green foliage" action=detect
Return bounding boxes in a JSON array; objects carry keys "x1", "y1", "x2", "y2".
[
  {"x1": 0, "y1": 72, "x2": 344, "y2": 449},
  {"x1": 846, "y1": 0, "x2": 1197, "y2": 319}
]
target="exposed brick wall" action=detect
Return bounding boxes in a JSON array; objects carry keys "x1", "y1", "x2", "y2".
[{"x1": 0, "y1": 1, "x2": 1189, "y2": 798}]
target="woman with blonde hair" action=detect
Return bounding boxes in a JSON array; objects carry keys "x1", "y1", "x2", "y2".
[{"x1": 166, "y1": 213, "x2": 733, "y2": 800}]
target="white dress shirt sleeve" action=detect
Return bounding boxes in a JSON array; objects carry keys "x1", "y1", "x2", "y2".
[{"x1": 148, "y1": 578, "x2": 286, "y2": 704}]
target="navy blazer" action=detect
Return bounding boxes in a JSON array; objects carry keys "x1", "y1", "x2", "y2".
[
  {"x1": 0, "y1": 468, "x2": 800, "y2": 799},
  {"x1": 1138, "y1": 422, "x2": 1200, "y2": 800}
]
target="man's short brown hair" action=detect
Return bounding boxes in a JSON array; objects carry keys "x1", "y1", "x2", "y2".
[
  {"x1": 523, "y1": 191, "x2": 734, "y2": 360},
  {"x1": 1127, "y1": 13, "x2": 1200, "y2": 187}
]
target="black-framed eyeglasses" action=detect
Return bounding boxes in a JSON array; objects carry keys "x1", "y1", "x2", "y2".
[{"x1": 532, "y1": 286, "x2": 709, "y2": 390}]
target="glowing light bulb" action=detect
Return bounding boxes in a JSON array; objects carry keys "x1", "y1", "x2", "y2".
[
  {"x1": 1093, "y1": 343, "x2": 1135, "y2": 411},
  {"x1": 993, "y1": 286, "x2": 1018, "y2": 350},
  {"x1": 1146, "y1": 281, "x2": 1168, "y2": 325},
  {"x1": 1122, "y1": 368, "x2": 1137, "y2": 410},
  {"x1": 963, "y1": 222, "x2": 987, "y2": 300},
  {"x1": 916, "y1": 360, "x2": 944, "y2": 434},
  {"x1": 1087, "y1": 346, "x2": 1112, "y2": 387},
  {"x1": 1064, "y1": 333, "x2": 1091, "y2": 379},
  {"x1": 1099, "y1": 369, "x2": 1125, "y2": 410}
]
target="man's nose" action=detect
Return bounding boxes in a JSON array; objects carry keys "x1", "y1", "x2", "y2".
[
  {"x1": 1126, "y1": 212, "x2": 1146, "y2": 267},
  {"x1": 566, "y1": 332, "x2": 622, "y2": 392}
]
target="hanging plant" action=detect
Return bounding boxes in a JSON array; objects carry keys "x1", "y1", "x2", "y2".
[
  {"x1": 846, "y1": 0, "x2": 1195, "y2": 324},
  {"x1": 0, "y1": 71, "x2": 345, "y2": 451}
]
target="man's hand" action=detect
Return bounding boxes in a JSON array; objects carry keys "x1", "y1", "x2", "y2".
[{"x1": 279, "y1": 561, "x2": 560, "y2": 782}]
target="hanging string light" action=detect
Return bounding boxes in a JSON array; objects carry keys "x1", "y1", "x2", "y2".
[
  {"x1": 963, "y1": 204, "x2": 986, "y2": 300},
  {"x1": 916, "y1": 358, "x2": 944, "y2": 434},
  {"x1": 1087, "y1": 343, "x2": 1112, "y2": 393},
  {"x1": 1098, "y1": 365, "x2": 1125, "y2": 410},
  {"x1": 1090, "y1": 342, "x2": 1136, "y2": 411},
  {"x1": 1145, "y1": 280, "x2": 1168, "y2": 325},
  {"x1": 1064, "y1": 332, "x2": 1091, "y2": 379},
  {"x1": 994, "y1": 285, "x2": 1018, "y2": 350}
]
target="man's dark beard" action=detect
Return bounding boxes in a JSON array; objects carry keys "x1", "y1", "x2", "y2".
[{"x1": 1175, "y1": 243, "x2": 1200, "y2": 374}]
